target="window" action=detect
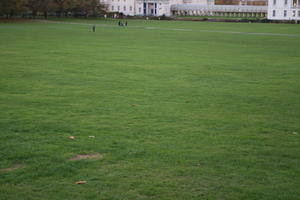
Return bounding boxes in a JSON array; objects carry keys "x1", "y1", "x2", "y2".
[
  {"x1": 273, "y1": 10, "x2": 276, "y2": 17},
  {"x1": 284, "y1": 10, "x2": 287, "y2": 17},
  {"x1": 112, "y1": 6, "x2": 114, "y2": 10},
  {"x1": 292, "y1": 10, "x2": 296, "y2": 17},
  {"x1": 118, "y1": 6, "x2": 120, "y2": 11},
  {"x1": 123, "y1": 6, "x2": 126, "y2": 11},
  {"x1": 273, "y1": 0, "x2": 276, "y2": 5},
  {"x1": 298, "y1": 10, "x2": 300, "y2": 17},
  {"x1": 293, "y1": 0, "x2": 297, "y2": 6},
  {"x1": 284, "y1": 0, "x2": 287, "y2": 5},
  {"x1": 130, "y1": 6, "x2": 132, "y2": 11},
  {"x1": 139, "y1": 7, "x2": 141, "y2": 13}
]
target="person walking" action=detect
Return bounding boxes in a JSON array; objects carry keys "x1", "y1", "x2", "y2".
[{"x1": 92, "y1": 25, "x2": 96, "y2": 32}]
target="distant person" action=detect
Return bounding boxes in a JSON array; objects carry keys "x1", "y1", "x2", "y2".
[
  {"x1": 125, "y1": 21, "x2": 128, "y2": 26},
  {"x1": 92, "y1": 25, "x2": 95, "y2": 32},
  {"x1": 118, "y1": 21, "x2": 121, "y2": 26}
]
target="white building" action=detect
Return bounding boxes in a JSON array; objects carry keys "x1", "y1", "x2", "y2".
[
  {"x1": 101, "y1": 0, "x2": 214, "y2": 16},
  {"x1": 171, "y1": 4, "x2": 267, "y2": 17},
  {"x1": 101, "y1": 0, "x2": 300, "y2": 20},
  {"x1": 267, "y1": 0, "x2": 300, "y2": 20}
]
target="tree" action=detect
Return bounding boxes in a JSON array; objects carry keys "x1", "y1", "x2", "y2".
[
  {"x1": 0, "y1": 0, "x2": 27, "y2": 18},
  {"x1": 73, "y1": 0, "x2": 106, "y2": 17},
  {"x1": 53, "y1": 0, "x2": 67, "y2": 16},
  {"x1": 0, "y1": 0, "x2": 14, "y2": 18},
  {"x1": 39, "y1": 0, "x2": 55, "y2": 18},
  {"x1": 64, "y1": 0, "x2": 78, "y2": 16},
  {"x1": 0, "y1": 0, "x2": 107, "y2": 18},
  {"x1": 64, "y1": 0, "x2": 103, "y2": 17},
  {"x1": 26, "y1": 0, "x2": 40, "y2": 17}
]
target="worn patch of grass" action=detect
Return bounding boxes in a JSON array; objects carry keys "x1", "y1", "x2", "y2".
[{"x1": 0, "y1": 19, "x2": 299, "y2": 200}]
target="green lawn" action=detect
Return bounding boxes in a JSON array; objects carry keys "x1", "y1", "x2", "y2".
[{"x1": 0, "y1": 19, "x2": 299, "y2": 200}]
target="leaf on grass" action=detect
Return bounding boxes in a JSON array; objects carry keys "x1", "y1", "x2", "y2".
[
  {"x1": 89, "y1": 136, "x2": 95, "y2": 138},
  {"x1": 69, "y1": 136, "x2": 75, "y2": 139}
]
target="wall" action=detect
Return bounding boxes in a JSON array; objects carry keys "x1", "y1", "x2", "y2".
[
  {"x1": 104, "y1": 0, "x2": 135, "y2": 15},
  {"x1": 268, "y1": 0, "x2": 300, "y2": 20}
]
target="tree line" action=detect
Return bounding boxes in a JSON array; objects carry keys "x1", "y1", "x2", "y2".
[{"x1": 0, "y1": 0, "x2": 107, "y2": 18}]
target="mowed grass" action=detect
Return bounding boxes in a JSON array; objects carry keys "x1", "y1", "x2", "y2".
[{"x1": 0, "y1": 19, "x2": 299, "y2": 200}]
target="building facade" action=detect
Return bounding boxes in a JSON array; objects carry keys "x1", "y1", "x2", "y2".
[
  {"x1": 101, "y1": 0, "x2": 300, "y2": 21},
  {"x1": 171, "y1": 4, "x2": 267, "y2": 17},
  {"x1": 101, "y1": 0, "x2": 269, "y2": 17},
  {"x1": 101, "y1": 0, "x2": 214, "y2": 16},
  {"x1": 267, "y1": 0, "x2": 300, "y2": 20}
]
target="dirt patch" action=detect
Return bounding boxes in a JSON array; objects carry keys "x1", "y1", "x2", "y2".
[
  {"x1": 0, "y1": 164, "x2": 24, "y2": 173},
  {"x1": 68, "y1": 153, "x2": 103, "y2": 161}
]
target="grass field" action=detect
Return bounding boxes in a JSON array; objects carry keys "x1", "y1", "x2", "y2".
[{"x1": 0, "y1": 18, "x2": 299, "y2": 200}]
